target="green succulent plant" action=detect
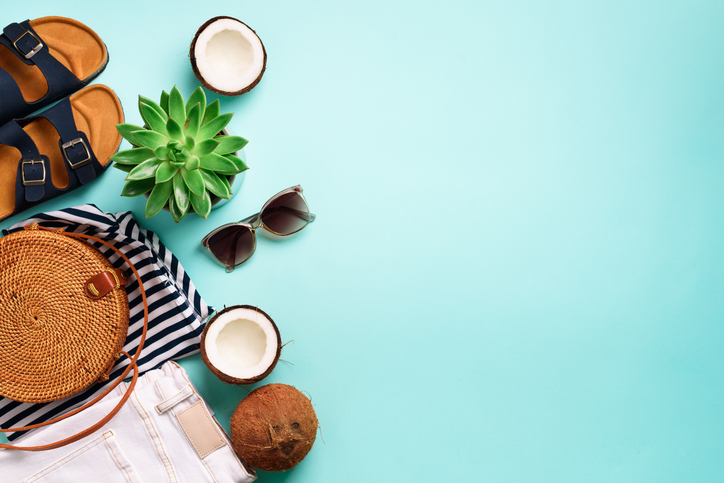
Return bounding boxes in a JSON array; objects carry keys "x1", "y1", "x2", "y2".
[{"x1": 111, "y1": 86, "x2": 248, "y2": 222}]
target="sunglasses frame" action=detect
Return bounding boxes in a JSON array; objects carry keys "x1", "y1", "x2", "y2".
[{"x1": 201, "y1": 185, "x2": 316, "y2": 272}]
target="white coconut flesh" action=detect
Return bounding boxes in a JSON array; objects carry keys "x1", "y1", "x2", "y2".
[
  {"x1": 204, "y1": 307, "x2": 278, "y2": 380},
  {"x1": 194, "y1": 18, "x2": 265, "y2": 94}
]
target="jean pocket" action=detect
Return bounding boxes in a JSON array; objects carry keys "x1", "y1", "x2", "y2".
[{"x1": 24, "y1": 430, "x2": 143, "y2": 483}]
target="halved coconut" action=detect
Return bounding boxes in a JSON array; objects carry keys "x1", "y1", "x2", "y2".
[
  {"x1": 201, "y1": 305, "x2": 281, "y2": 384},
  {"x1": 190, "y1": 16, "x2": 267, "y2": 96}
]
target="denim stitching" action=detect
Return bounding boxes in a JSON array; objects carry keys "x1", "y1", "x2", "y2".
[
  {"x1": 24, "y1": 431, "x2": 111, "y2": 483},
  {"x1": 129, "y1": 390, "x2": 178, "y2": 482},
  {"x1": 104, "y1": 436, "x2": 134, "y2": 483}
]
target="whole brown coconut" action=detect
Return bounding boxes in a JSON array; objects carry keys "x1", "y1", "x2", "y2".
[{"x1": 231, "y1": 384, "x2": 318, "y2": 471}]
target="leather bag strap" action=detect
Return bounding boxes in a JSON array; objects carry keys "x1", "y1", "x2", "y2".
[{"x1": 0, "y1": 227, "x2": 149, "y2": 451}]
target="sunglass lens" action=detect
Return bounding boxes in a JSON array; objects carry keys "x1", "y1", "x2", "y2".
[
  {"x1": 261, "y1": 192, "x2": 310, "y2": 235},
  {"x1": 207, "y1": 225, "x2": 255, "y2": 268}
]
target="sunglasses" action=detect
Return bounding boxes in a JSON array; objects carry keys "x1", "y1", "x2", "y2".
[{"x1": 202, "y1": 185, "x2": 316, "y2": 272}]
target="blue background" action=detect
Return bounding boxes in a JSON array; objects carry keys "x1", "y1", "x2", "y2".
[{"x1": 3, "y1": 1, "x2": 724, "y2": 481}]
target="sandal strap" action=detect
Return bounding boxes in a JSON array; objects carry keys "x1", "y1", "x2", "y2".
[
  {"x1": 0, "y1": 67, "x2": 29, "y2": 122},
  {"x1": 17, "y1": 158, "x2": 48, "y2": 203},
  {"x1": 24, "y1": 97, "x2": 99, "y2": 186},
  {"x1": 0, "y1": 20, "x2": 84, "y2": 123},
  {"x1": 0, "y1": 121, "x2": 49, "y2": 204},
  {"x1": 0, "y1": 119, "x2": 41, "y2": 158}
]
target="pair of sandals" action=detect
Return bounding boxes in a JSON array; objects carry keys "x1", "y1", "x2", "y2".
[{"x1": 0, "y1": 16, "x2": 124, "y2": 222}]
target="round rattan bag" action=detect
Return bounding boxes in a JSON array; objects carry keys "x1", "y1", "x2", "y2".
[{"x1": 0, "y1": 225, "x2": 129, "y2": 403}]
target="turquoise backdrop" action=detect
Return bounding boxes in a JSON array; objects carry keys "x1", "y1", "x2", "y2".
[{"x1": 2, "y1": 1, "x2": 724, "y2": 481}]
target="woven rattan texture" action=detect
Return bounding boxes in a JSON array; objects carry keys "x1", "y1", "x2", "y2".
[{"x1": 0, "y1": 228, "x2": 129, "y2": 403}]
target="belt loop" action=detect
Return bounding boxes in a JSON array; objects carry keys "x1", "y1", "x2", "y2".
[{"x1": 155, "y1": 383, "x2": 194, "y2": 414}]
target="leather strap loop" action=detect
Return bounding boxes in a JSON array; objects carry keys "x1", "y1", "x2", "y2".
[
  {"x1": 0, "y1": 228, "x2": 149, "y2": 452},
  {"x1": 85, "y1": 268, "x2": 128, "y2": 300}
]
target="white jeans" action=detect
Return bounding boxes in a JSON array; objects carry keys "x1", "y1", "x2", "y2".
[{"x1": 0, "y1": 362, "x2": 256, "y2": 483}]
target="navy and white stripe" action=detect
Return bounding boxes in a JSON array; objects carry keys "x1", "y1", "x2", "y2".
[{"x1": 0, "y1": 205, "x2": 213, "y2": 441}]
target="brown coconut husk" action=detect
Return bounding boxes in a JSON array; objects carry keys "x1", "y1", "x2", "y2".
[
  {"x1": 189, "y1": 16, "x2": 267, "y2": 96},
  {"x1": 200, "y1": 305, "x2": 282, "y2": 385},
  {"x1": 231, "y1": 384, "x2": 318, "y2": 471}
]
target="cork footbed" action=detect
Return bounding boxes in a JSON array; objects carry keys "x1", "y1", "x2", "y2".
[
  {"x1": 0, "y1": 16, "x2": 107, "y2": 103},
  {"x1": 0, "y1": 85, "x2": 123, "y2": 221}
]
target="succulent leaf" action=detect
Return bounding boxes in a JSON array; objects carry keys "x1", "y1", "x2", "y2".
[
  {"x1": 114, "y1": 163, "x2": 134, "y2": 173},
  {"x1": 198, "y1": 113, "x2": 233, "y2": 141},
  {"x1": 111, "y1": 147, "x2": 155, "y2": 165},
  {"x1": 155, "y1": 161, "x2": 177, "y2": 184},
  {"x1": 145, "y1": 180, "x2": 173, "y2": 218},
  {"x1": 173, "y1": 172, "x2": 191, "y2": 215},
  {"x1": 199, "y1": 152, "x2": 238, "y2": 173},
  {"x1": 167, "y1": 140, "x2": 183, "y2": 151},
  {"x1": 213, "y1": 135, "x2": 248, "y2": 155},
  {"x1": 192, "y1": 139, "x2": 220, "y2": 157},
  {"x1": 121, "y1": 177, "x2": 156, "y2": 197},
  {"x1": 160, "y1": 91, "x2": 170, "y2": 115},
  {"x1": 153, "y1": 146, "x2": 170, "y2": 160},
  {"x1": 181, "y1": 166, "x2": 205, "y2": 196},
  {"x1": 140, "y1": 104, "x2": 168, "y2": 136},
  {"x1": 201, "y1": 170, "x2": 231, "y2": 199},
  {"x1": 169, "y1": 86, "x2": 186, "y2": 125},
  {"x1": 185, "y1": 103, "x2": 202, "y2": 140},
  {"x1": 116, "y1": 124, "x2": 146, "y2": 145},
  {"x1": 202, "y1": 100, "x2": 220, "y2": 126},
  {"x1": 220, "y1": 175, "x2": 232, "y2": 196},
  {"x1": 126, "y1": 158, "x2": 163, "y2": 180},
  {"x1": 166, "y1": 117, "x2": 184, "y2": 141},
  {"x1": 185, "y1": 136, "x2": 196, "y2": 151},
  {"x1": 139, "y1": 96, "x2": 168, "y2": 123},
  {"x1": 214, "y1": 168, "x2": 244, "y2": 176},
  {"x1": 190, "y1": 190, "x2": 212, "y2": 219},
  {"x1": 176, "y1": 148, "x2": 191, "y2": 163},
  {"x1": 132, "y1": 130, "x2": 169, "y2": 149},
  {"x1": 186, "y1": 87, "x2": 206, "y2": 119},
  {"x1": 168, "y1": 195, "x2": 182, "y2": 223},
  {"x1": 185, "y1": 155, "x2": 200, "y2": 170},
  {"x1": 224, "y1": 154, "x2": 249, "y2": 172}
]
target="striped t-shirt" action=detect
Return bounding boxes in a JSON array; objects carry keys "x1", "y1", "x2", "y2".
[{"x1": 0, "y1": 204, "x2": 213, "y2": 441}]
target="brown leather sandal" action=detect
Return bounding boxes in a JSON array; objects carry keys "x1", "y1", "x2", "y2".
[
  {"x1": 0, "y1": 17, "x2": 109, "y2": 125},
  {"x1": 0, "y1": 84, "x2": 123, "y2": 222}
]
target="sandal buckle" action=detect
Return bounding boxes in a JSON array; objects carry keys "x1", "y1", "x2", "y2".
[
  {"x1": 21, "y1": 159, "x2": 46, "y2": 186},
  {"x1": 12, "y1": 30, "x2": 43, "y2": 60},
  {"x1": 62, "y1": 138, "x2": 92, "y2": 169}
]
